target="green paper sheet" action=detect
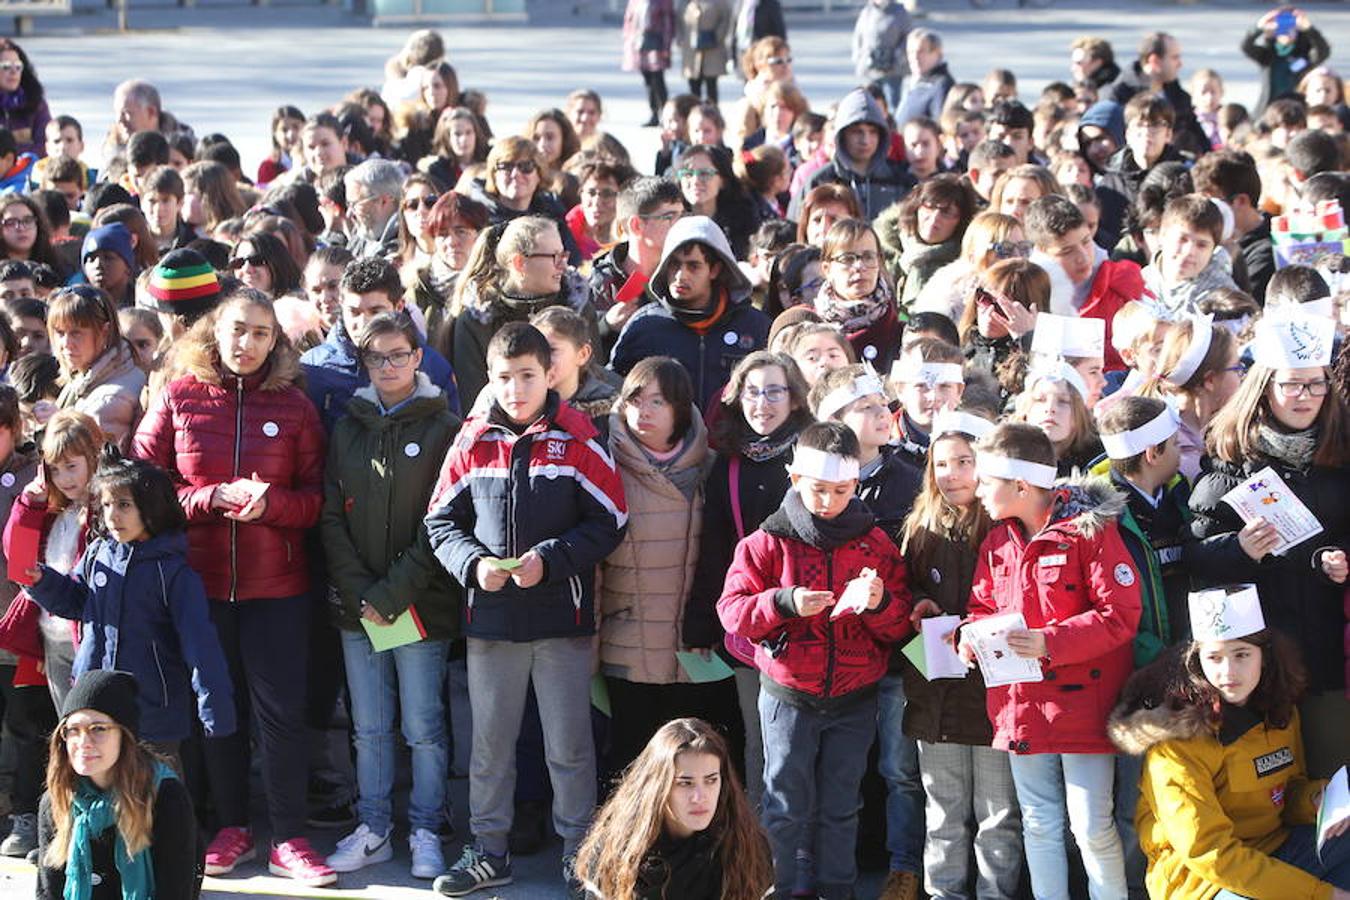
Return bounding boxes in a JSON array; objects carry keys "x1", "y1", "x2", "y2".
[
  {"x1": 676, "y1": 651, "x2": 734, "y2": 683},
  {"x1": 901, "y1": 633, "x2": 927, "y2": 677},
  {"x1": 492, "y1": 557, "x2": 522, "y2": 570},
  {"x1": 360, "y1": 607, "x2": 425, "y2": 653},
  {"x1": 590, "y1": 674, "x2": 611, "y2": 717}
]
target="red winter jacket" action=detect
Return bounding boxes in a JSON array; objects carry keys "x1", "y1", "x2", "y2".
[
  {"x1": 966, "y1": 477, "x2": 1141, "y2": 755},
  {"x1": 717, "y1": 493, "x2": 912, "y2": 703},
  {"x1": 132, "y1": 340, "x2": 324, "y2": 602},
  {"x1": 1083, "y1": 258, "x2": 1144, "y2": 372}
]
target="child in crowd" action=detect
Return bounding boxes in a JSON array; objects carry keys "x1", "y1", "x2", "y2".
[
  {"x1": 1014, "y1": 362, "x2": 1102, "y2": 477},
  {"x1": 888, "y1": 337, "x2": 965, "y2": 464},
  {"x1": 118, "y1": 307, "x2": 162, "y2": 372},
  {"x1": 426, "y1": 322, "x2": 627, "y2": 896},
  {"x1": 1142, "y1": 195, "x2": 1238, "y2": 318},
  {"x1": 788, "y1": 322, "x2": 855, "y2": 387},
  {"x1": 139, "y1": 165, "x2": 190, "y2": 255},
  {"x1": 1104, "y1": 299, "x2": 1173, "y2": 396},
  {"x1": 531, "y1": 306, "x2": 618, "y2": 423},
  {"x1": 718, "y1": 421, "x2": 912, "y2": 900},
  {"x1": 962, "y1": 422, "x2": 1140, "y2": 900},
  {"x1": 26, "y1": 446, "x2": 235, "y2": 759},
  {"x1": 1031, "y1": 312, "x2": 1108, "y2": 406},
  {"x1": 1151, "y1": 315, "x2": 1241, "y2": 482}
]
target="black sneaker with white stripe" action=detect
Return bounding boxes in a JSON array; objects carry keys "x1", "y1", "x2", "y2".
[{"x1": 432, "y1": 845, "x2": 512, "y2": 896}]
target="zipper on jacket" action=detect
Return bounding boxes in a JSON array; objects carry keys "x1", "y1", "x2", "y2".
[
  {"x1": 823, "y1": 552, "x2": 837, "y2": 697},
  {"x1": 228, "y1": 375, "x2": 243, "y2": 603}
]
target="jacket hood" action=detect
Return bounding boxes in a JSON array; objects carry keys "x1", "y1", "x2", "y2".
[
  {"x1": 460, "y1": 267, "x2": 592, "y2": 326},
  {"x1": 832, "y1": 88, "x2": 891, "y2": 159},
  {"x1": 1079, "y1": 101, "x2": 1125, "y2": 146},
  {"x1": 1107, "y1": 645, "x2": 1212, "y2": 754},
  {"x1": 1045, "y1": 474, "x2": 1127, "y2": 539},
  {"x1": 651, "y1": 215, "x2": 752, "y2": 297},
  {"x1": 100, "y1": 528, "x2": 191, "y2": 564},
  {"x1": 175, "y1": 319, "x2": 303, "y2": 391},
  {"x1": 607, "y1": 407, "x2": 710, "y2": 477},
  {"x1": 348, "y1": 372, "x2": 446, "y2": 426},
  {"x1": 461, "y1": 390, "x2": 599, "y2": 446}
]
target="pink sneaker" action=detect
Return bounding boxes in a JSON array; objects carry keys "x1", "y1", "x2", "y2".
[
  {"x1": 269, "y1": 837, "x2": 338, "y2": 887},
  {"x1": 203, "y1": 826, "x2": 255, "y2": 876}
]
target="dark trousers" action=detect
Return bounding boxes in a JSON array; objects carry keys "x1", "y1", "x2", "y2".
[
  {"x1": 202, "y1": 596, "x2": 310, "y2": 841},
  {"x1": 0, "y1": 666, "x2": 55, "y2": 815},
  {"x1": 688, "y1": 76, "x2": 719, "y2": 105},
  {"x1": 641, "y1": 70, "x2": 668, "y2": 118},
  {"x1": 604, "y1": 676, "x2": 742, "y2": 782}
]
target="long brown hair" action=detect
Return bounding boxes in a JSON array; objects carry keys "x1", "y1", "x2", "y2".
[
  {"x1": 575, "y1": 718, "x2": 772, "y2": 900},
  {"x1": 712, "y1": 351, "x2": 813, "y2": 453},
  {"x1": 40, "y1": 409, "x2": 107, "y2": 512},
  {"x1": 1182, "y1": 628, "x2": 1307, "y2": 730},
  {"x1": 899, "y1": 430, "x2": 992, "y2": 567},
  {"x1": 1206, "y1": 364, "x2": 1350, "y2": 468},
  {"x1": 42, "y1": 716, "x2": 166, "y2": 867},
  {"x1": 1013, "y1": 373, "x2": 1099, "y2": 464}
]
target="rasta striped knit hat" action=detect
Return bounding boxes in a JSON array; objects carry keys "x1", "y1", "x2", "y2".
[{"x1": 147, "y1": 248, "x2": 221, "y2": 320}]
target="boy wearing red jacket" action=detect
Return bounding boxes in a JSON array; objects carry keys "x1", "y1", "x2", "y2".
[{"x1": 718, "y1": 421, "x2": 912, "y2": 900}]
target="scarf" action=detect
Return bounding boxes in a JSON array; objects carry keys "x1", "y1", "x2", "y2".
[
  {"x1": 65, "y1": 761, "x2": 176, "y2": 900},
  {"x1": 782, "y1": 488, "x2": 876, "y2": 550},
  {"x1": 814, "y1": 277, "x2": 894, "y2": 335},
  {"x1": 645, "y1": 430, "x2": 704, "y2": 503},
  {"x1": 668, "y1": 287, "x2": 729, "y2": 336},
  {"x1": 426, "y1": 256, "x2": 459, "y2": 300},
  {"x1": 1255, "y1": 422, "x2": 1318, "y2": 470},
  {"x1": 742, "y1": 420, "x2": 800, "y2": 463}
]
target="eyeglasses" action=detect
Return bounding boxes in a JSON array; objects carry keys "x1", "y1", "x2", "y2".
[
  {"x1": 403, "y1": 194, "x2": 438, "y2": 212},
  {"x1": 62, "y1": 722, "x2": 117, "y2": 743},
  {"x1": 1275, "y1": 379, "x2": 1329, "y2": 398},
  {"x1": 741, "y1": 385, "x2": 789, "y2": 404},
  {"x1": 582, "y1": 188, "x2": 619, "y2": 201},
  {"x1": 766, "y1": 56, "x2": 793, "y2": 66},
  {"x1": 364, "y1": 349, "x2": 416, "y2": 370},
  {"x1": 1, "y1": 216, "x2": 35, "y2": 231},
  {"x1": 920, "y1": 200, "x2": 959, "y2": 218},
  {"x1": 991, "y1": 240, "x2": 1033, "y2": 259},
  {"x1": 0, "y1": 62, "x2": 23, "y2": 74},
  {"x1": 677, "y1": 168, "x2": 718, "y2": 181},
  {"x1": 826, "y1": 251, "x2": 880, "y2": 270},
  {"x1": 526, "y1": 250, "x2": 568, "y2": 265},
  {"x1": 229, "y1": 255, "x2": 267, "y2": 269},
  {"x1": 495, "y1": 160, "x2": 537, "y2": 175}
]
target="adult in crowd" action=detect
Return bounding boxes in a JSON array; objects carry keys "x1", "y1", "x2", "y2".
[
  {"x1": 0, "y1": 39, "x2": 50, "y2": 158},
  {"x1": 345, "y1": 159, "x2": 404, "y2": 260},
  {"x1": 622, "y1": 0, "x2": 676, "y2": 128},
  {"x1": 49, "y1": 285, "x2": 145, "y2": 451},
  {"x1": 1107, "y1": 32, "x2": 1210, "y2": 157},
  {"x1": 796, "y1": 88, "x2": 915, "y2": 223},
  {"x1": 409, "y1": 191, "x2": 490, "y2": 361},
  {"x1": 674, "y1": 143, "x2": 759, "y2": 261},
  {"x1": 852, "y1": 0, "x2": 911, "y2": 112},
  {"x1": 895, "y1": 29, "x2": 955, "y2": 126},
  {"x1": 132, "y1": 288, "x2": 330, "y2": 887},
  {"x1": 466, "y1": 137, "x2": 581, "y2": 265}
]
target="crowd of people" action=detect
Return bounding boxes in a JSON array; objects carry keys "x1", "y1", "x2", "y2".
[{"x1": 0, "y1": 2, "x2": 1344, "y2": 898}]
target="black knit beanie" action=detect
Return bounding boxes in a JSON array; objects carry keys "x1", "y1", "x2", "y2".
[{"x1": 61, "y1": 670, "x2": 140, "y2": 739}]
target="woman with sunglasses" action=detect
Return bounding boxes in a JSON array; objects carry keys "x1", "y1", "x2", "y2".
[
  {"x1": 958, "y1": 258, "x2": 1049, "y2": 408},
  {"x1": 36, "y1": 671, "x2": 199, "y2": 900},
  {"x1": 396, "y1": 173, "x2": 443, "y2": 273},
  {"x1": 915, "y1": 210, "x2": 1027, "y2": 324},
  {"x1": 1186, "y1": 310, "x2": 1350, "y2": 779},
  {"x1": 451, "y1": 215, "x2": 597, "y2": 408},
  {"x1": 0, "y1": 39, "x2": 49, "y2": 159},
  {"x1": 229, "y1": 232, "x2": 302, "y2": 301},
  {"x1": 467, "y1": 136, "x2": 580, "y2": 266},
  {"x1": 675, "y1": 143, "x2": 759, "y2": 260}
]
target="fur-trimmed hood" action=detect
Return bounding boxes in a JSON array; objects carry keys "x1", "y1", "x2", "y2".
[
  {"x1": 174, "y1": 317, "x2": 303, "y2": 391},
  {"x1": 1107, "y1": 645, "x2": 1213, "y2": 755},
  {"x1": 1045, "y1": 473, "x2": 1128, "y2": 539}
]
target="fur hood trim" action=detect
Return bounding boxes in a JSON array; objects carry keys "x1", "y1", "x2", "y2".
[
  {"x1": 1047, "y1": 473, "x2": 1127, "y2": 539},
  {"x1": 175, "y1": 319, "x2": 302, "y2": 391}
]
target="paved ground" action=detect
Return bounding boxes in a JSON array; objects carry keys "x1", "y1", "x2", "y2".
[{"x1": 0, "y1": 2, "x2": 1346, "y2": 897}]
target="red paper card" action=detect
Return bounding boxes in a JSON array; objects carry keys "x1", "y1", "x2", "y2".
[
  {"x1": 7, "y1": 519, "x2": 40, "y2": 586},
  {"x1": 614, "y1": 271, "x2": 649, "y2": 305}
]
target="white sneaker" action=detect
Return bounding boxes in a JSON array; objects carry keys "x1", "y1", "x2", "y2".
[
  {"x1": 325, "y1": 823, "x2": 393, "y2": 873},
  {"x1": 410, "y1": 828, "x2": 445, "y2": 879}
]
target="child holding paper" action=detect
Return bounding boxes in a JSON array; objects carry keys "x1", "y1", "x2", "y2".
[
  {"x1": 961, "y1": 422, "x2": 1141, "y2": 900},
  {"x1": 1109, "y1": 585, "x2": 1350, "y2": 898},
  {"x1": 717, "y1": 422, "x2": 912, "y2": 899},
  {"x1": 319, "y1": 312, "x2": 462, "y2": 880},
  {"x1": 1188, "y1": 309, "x2": 1350, "y2": 778},
  {"x1": 425, "y1": 322, "x2": 627, "y2": 896},
  {"x1": 897, "y1": 408, "x2": 1023, "y2": 900},
  {"x1": 26, "y1": 446, "x2": 235, "y2": 760}
]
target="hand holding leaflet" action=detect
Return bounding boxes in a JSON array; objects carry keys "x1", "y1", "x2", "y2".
[
  {"x1": 1317, "y1": 766, "x2": 1349, "y2": 860},
  {"x1": 963, "y1": 613, "x2": 1044, "y2": 687},
  {"x1": 900, "y1": 614, "x2": 966, "y2": 680},
  {"x1": 1221, "y1": 466, "x2": 1322, "y2": 555},
  {"x1": 830, "y1": 567, "x2": 879, "y2": 619}
]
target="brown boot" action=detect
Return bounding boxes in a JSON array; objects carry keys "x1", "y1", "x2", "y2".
[{"x1": 878, "y1": 869, "x2": 920, "y2": 900}]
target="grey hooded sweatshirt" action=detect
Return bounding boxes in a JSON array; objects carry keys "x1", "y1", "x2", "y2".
[{"x1": 795, "y1": 88, "x2": 916, "y2": 222}]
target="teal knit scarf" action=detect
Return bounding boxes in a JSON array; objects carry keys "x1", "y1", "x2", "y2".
[{"x1": 64, "y1": 761, "x2": 176, "y2": 900}]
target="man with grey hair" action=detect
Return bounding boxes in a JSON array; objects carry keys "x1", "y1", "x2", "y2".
[
  {"x1": 343, "y1": 159, "x2": 404, "y2": 260},
  {"x1": 894, "y1": 28, "x2": 954, "y2": 125},
  {"x1": 106, "y1": 79, "x2": 192, "y2": 166}
]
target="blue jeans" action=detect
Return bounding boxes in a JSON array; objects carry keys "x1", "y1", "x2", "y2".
[
  {"x1": 1115, "y1": 752, "x2": 1148, "y2": 899},
  {"x1": 1214, "y1": 825, "x2": 1350, "y2": 897},
  {"x1": 760, "y1": 688, "x2": 877, "y2": 900},
  {"x1": 1009, "y1": 752, "x2": 1127, "y2": 900},
  {"x1": 877, "y1": 673, "x2": 924, "y2": 873},
  {"x1": 341, "y1": 630, "x2": 450, "y2": 834}
]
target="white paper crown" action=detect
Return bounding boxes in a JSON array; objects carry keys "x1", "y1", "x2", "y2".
[
  {"x1": 1188, "y1": 585, "x2": 1265, "y2": 643},
  {"x1": 1027, "y1": 357, "x2": 1090, "y2": 401},
  {"x1": 1164, "y1": 314, "x2": 1215, "y2": 386},
  {"x1": 1252, "y1": 309, "x2": 1336, "y2": 370},
  {"x1": 1100, "y1": 403, "x2": 1182, "y2": 459},
  {"x1": 1300, "y1": 295, "x2": 1334, "y2": 319},
  {"x1": 931, "y1": 409, "x2": 995, "y2": 441},
  {"x1": 788, "y1": 446, "x2": 861, "y2": 482},
  {"x1": 976, "y1": 453, "x2": 1057, "y2": 488},
  {"x1": 816, "y1": 373, "x2": 886, "y2": 421},
  {"x1": 889, "y1": 357, "x2": 964, "y2": 387},
  {"x1": 1031, "y1": 313, "x2": 1106, "y2": 360}
]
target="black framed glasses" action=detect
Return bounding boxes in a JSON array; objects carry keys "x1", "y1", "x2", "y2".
[
  {"x1": 403, "y1": 194, "x2": 439, "y2": 212},
  {"x1": 495, "y1": 160, "x2": 537, "y2": 175}
]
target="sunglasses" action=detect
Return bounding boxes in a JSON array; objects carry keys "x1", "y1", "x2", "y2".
[
  {"x1": 0, "y1": 62, "x2": 23, "y2": 74},
  {"x1": 403, "y1": 194, "x2": 439, "y2": 212},
  {"x1": 229, "y1": 254, "x2": 267, "y2": 269},
  {"x1": 495, "y1": 160, "x2": 537, "y2": 175}
]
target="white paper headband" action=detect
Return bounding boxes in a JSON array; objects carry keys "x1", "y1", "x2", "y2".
[
  {"x1": 1100, "y1": 404, "x2": 1182, "y2": 459},
  {"x1": 976, "y1": 454, "x2": 1057, "y2": 488},
  {"x1": 1027, "y1": 358, "x2": 1090, "y2": 401},
  {"x1": 931, "y1": 409, "x2": 996, "y2": 441},
  {"x1": 788, "y1": 446, "x2": 861, "y2": 482},
  {"x1": 1189, "y1": 584, "x2": 1265, "y2": 643},
  {"x1": 816, "y1": 374, "x2": 886, "y2": 421},
  {"x1": 1252, "y1": 309, "x2": 1335, "y2": 369},
  {"x1": 1164, "y1": 314, "x2": 1215, "y2": 387},
  {"x1": 890, "y1": 359, "x2": 964, "y2": 387}
]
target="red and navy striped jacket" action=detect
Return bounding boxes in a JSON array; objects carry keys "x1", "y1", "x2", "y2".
[{"x1": 425, "y1": 393, "x2": 627, "y2": 642}]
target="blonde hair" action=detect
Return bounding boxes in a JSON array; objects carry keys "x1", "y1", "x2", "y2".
[
  {"x1": 989, "y1": 165, "x2": 1061, "y2": 212},
  {"x1": 1013, "y1": 374, "x2": 1099, "y2": 462},
  {"x1": 959, "y1": 211, "x2": 1023, "y2": 269},
  {"x1": 1109, "y1": 300, "x2": 1163, "y2": 356}
]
